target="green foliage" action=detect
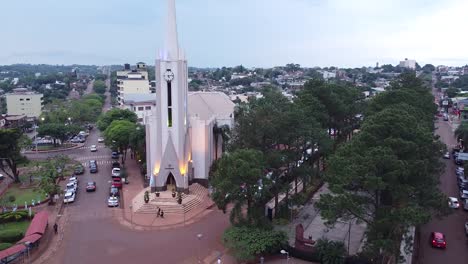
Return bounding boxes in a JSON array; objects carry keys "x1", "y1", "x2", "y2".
[
  {"x1": 315, "y1": 239, "x2": 346, "y2": 264},
  {"x1": 455, "y1": 122, "x2": 468, "y2": 149},
  {"x1": 93, "y1": 80, "x2": 106, "y2": 94},
  {"x1": 0, "y1": 129, "x2": 24, "y2": 182},
  {"x1": 223, "y1": 226, "x2": 287, "y2": 262},
  {"x1": 0, "y1": 229, "x2": 24, "y2": 243},
  {"x1": 0, "y1": 211, "x2": 31, "y2": 223},
  {"x1": 316, "y1": 73, "x2": 446, "y2": 260},
  {"x1": 103, "y1": 120, "x2": 137, "y2": 163},
  {"x1": 7, "y1": 196, "x2": 15, "y2": 203},
  {"x1": 0, "y1": 243, "x2": 12, "y2": 250},
  {"x1": 97, "y1": 108, "x2": 138, "y2": 131},
  {"x1": 445, "y1": 87, "x2": 459, "y2": 98}
]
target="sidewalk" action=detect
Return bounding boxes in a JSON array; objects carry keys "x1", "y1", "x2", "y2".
[{"x1": 275, "y1": 184, "x2": 366, "y2": 256}]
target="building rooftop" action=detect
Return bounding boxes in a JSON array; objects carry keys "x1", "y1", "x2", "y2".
[
  {"x1": 122, "y1": 93, "x2": 156, "y2": 104},
  {"x1": 188, "y1": 92, "x2": 235, "y2": 121}
]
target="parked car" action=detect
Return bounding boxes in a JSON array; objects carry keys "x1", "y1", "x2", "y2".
[
  {"x1": 465, "y1": 222, "x2": 468, "y2": 236},
  {"x1": 112, "y1": 161, "x2": 121, "y2": 169},
  {"x1": 448, "y1": 197, "x2": 460, "y2": 209},
  {"x1": 443, "y1": 115, "x2": 449, "y2": 121},
  {"x1": 98, "y1": 138, "x2": 104, "y2": 143},
  {"x1": 112, "y1": 177, "x2": 123, "y2": 189},
  {"x1": 443, "y1": 152, "x2": 450, "y2": 159},
  {"x1": 107, "y1": 196, "x2": 119, "y2": 207},
  {"x1": 455, "y1": 158, "x2": 463, "y2": 166},
  {"x1": 0, "y1": 174, "x2": 4, "y2": 180},
  {"x1": 109, "y1": 186, "x2": 120, "y2": 197},
  {"x1": 430, "y1": 232, "x2": 446, "y2": 249},
  {"x1": 463, "y1": 200, "x2": 468, "y2": 211},
  {"x1": 69, "y1": 176, "x2": 78, "y2": 184},
  {"x1": 111, "y1": 168, "x2": 121, "y2": 178},
  {"x1": 64, "y1": 191, "x2": 76, "y2": 204},
  {"x1": 74, "y1": 164, "x2": 84, "y2": 175},
  {"x1": 90, "y1": 145, "x2": 97, "y2": 152},
  {"x1": 86, "y1": 181, "x2": 97, "y2": 192},
  {"x1": 111, "y1": 152, "x2": 119, "y2": 159},
  {"x1": 460, "y1": 189, "x2": 468, "y2": 199},
  {"x1": 66, "y1": 182, "x2": 78, "y2": 193}
]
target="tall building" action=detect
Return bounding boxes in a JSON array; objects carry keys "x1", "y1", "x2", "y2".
[
  {"x1": 146, "y1": 0, "x2": 235, "y2": 193},
  {"x1": 116, "y1": 62, "x2": 152, "y2": 106},
  {"x1": 399, "y1": 58, "x2": 416, "y2": 70},
  {"x1": 5, "y1": 88, "x2": 43, "y2": 119}
]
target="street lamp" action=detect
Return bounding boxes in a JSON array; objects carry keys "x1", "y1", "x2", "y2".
[
  {"x1": 23, "y1": 241, "x2": 31, "y2": 263},
  {"x1": 129, "y1": 204, "x2": 133, "y2": 229},
  {"x1": 197, "y1": 233, "x2": 203, "y2": 264},
  {"x1": 280, "y1": 249, "x2": 290, "y2": 263}
]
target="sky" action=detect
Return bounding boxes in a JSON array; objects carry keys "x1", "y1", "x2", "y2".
[{"x1": 1, "y1": 0, "x2": 468, "y2": 68}]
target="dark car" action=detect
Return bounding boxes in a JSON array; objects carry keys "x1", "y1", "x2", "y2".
[
  {"x1": 89, "y1": 160, "x2": 98, "y2": 173},
  {"x1": 86, "y1": 181, "x2": 96, "y2": 192},
  {"x1": 112, "y1": 161, "x2": 121, "y2": 169},
  {"x1": 111, "y1": 152, "x2": 119, "y2": 159},
  {"x1": 109, "y1": 186, "x2": 120, "y2": 197},
  {"x1": 74, "y1": 164, "x2": 84, "y2": 175}
]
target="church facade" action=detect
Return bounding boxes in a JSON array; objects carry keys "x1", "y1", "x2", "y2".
[{"x1": 145, "y1": 0, "x2": 235, "y2": 193}]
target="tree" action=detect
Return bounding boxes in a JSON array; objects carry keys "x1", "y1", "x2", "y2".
[
  {"x1": 38, "y1": 160, "x2": 60, "y2": 201},
  {"x1": 104, "y1": 120, "x2": 137, "y2": 164},
  {"x1": 93, "y1": 80, "x2": 106, "y2": 94},
  {"x1": 315, "y1": 239, "x2": 347, "y2": 264},
  {"x1": 223, "y1": 226, "x2": 287, "y2": 262},
  {"x1": 0, "y1": 129, "x2": 25, "y2": 183},
  {"x1": 455, "y1": 122, "x2": 468, "y2": 150},
  {"x1": 97, "y1": 108, "x2": 138, "y2": 131},
  {"x1": 445, "y1": 87, "x2": 459, "y2": 98},
  {"x1": 422, "y1": 64, "x2": 435, "y2": 73},
  {"x1": 211, "y1": 149, "x2": 266, "y2": 224}
]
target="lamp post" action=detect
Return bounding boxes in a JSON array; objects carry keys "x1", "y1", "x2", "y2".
[
  {"x1": 280, "y1": 249, "x2": 290, "y2": 263},
  {"x1": 197, "y1": 233, "x2": 203, "y2": 264},
  {"x1": 23, "y1": 241, "x2": 31, "y2": 263},
  {"x1": 129, "y1": 204, "x2": 133, "y2": 229}
]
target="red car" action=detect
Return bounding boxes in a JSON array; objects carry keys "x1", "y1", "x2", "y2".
[
  {"x1": 430, "y1": 232, "x2": 446, "y2": 249},
  {"x1": 112, "y1": 177, "x2": 122, "y2": 189}
]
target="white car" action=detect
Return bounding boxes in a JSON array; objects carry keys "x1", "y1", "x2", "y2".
[
  {"x1": 66, "y1": 182, "x2": 78, "y2": 193},
  {"x1": 98, "y1": 138, "x2": 104, "y2": 143},
  {"x1": 443, "y1": 152, "x2": 450, "y2": 159},
  {"x1": 460, "y1": 190, "x2": 468, "y2": 200},
  {"x1": 111, "y1": 168, "x2": 121, "y2": 177},
  {"x1": 107, "y1": 196, "x2": 119, "y2": 207},
  {"x1": 64, "y1": 191, "x2": 76, "y2": 204},
  {"x1": 90, "y1": 145, "x2": 97, "y2": 152},
  {"x1": 448, "y1": 197, "x2": 460, "y2": 209},
  {"x1": 69, "y1": 176, "x2": 78, "y2": 184}
]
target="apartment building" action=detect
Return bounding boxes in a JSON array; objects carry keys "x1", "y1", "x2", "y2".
[
  {"x1": 6, "y1": 88, "x2": 43, "y2": 118},
  {"x1": 116, "y1": 62, "x2": 152, "y2": 106}
]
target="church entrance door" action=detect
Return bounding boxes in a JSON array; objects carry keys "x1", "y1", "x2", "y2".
[{"x1": 166, "y1": 172, "x2": 176, "y2": 191}]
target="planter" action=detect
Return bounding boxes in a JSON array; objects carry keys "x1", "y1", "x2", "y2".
[
  {"x1": 155, "y1": 192, "x2": 160, "y2": 198},
  {"x1": 177, "y1": 197, "x2": 182, "y2": 204},
  {"x1": 172, "y1": 192, "x2": 176, "y2": 198}
]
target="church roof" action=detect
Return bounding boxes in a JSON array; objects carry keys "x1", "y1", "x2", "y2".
[{"x1": 188, "y1": 92, "x2": 235, "y2": 121}]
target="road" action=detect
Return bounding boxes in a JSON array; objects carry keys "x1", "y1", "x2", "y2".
[{"x1": 417, "y1": 88, "x2": 468, "y2": 263}]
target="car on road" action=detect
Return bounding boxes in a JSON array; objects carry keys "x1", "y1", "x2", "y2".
[
  {"x1": 443, "y1": 152, "x2": 450, "y2": 159},
  {"x1": 74, "y1": 164, "x2": 84, "y2": 175},
  {"x1": 89, "y1": 160, "x2": 98, "y2": 173},
  {"x1": 64, "y1": 191, "x2": 76, "y2": 204},
  {"x1": 107, "y1": 196, "x2": 119, "y2": 207},
  {"x1": 111, "y1": 152, "x2": 119, "y2": 159},
  {"x1": 98, "y1": 138, "x2": 104, "y2": 143},
  {"x1": 109, "y1": 186, "x2": 120, "y2": 197},
  {"x1": 111, "y1": 168, "x2": 121, "y2": 178},
  {"x1": 112, "y1": 161, "x2": 120, "y2": 169},
  {"x1": 448, "y1": 197, "x2": 460, "y2": 209},
  {"x1": 460, "y1": 189, "x2": 468, "y2": 199},
  {"x1": 66, "y1": 182, "x2": 78, "y2": 193},
  {"x1": 69, "y1": 176, "x2": 78, "y2": 184},
  {"x1": 0, "y1": 174, "x2": 4, "y2": 180},
  {"x1": 86, "y1": 181, "x2": 96, "y2": 192},
  {"x1": 90, "y1": 145, "x2": 97, "y2": 152},
  {"x1": 112, "y1": 177, "x2": 123, "y2": 189},
  {"x1": 430, "y1": 232, "x2": 446, "y2": 249},
  {"x1": 465, "y1": 222, "x2": 468, "y2": 236}
]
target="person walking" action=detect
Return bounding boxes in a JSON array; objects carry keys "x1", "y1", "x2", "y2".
[
  {"x1": 53, "y1": 223, "x2": 58, "y2": 234},
  {"x1": 160, "y1": 210, "x2": 164, "y2": 218},
  {"x1": 157, "y1": 207, "x2": 161, "y2": 217}
]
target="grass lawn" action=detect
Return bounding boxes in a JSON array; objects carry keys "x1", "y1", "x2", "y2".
[
  {"x1": 2, "y1": 185, "x2": 45, "y2": 207},
  {"x1": 0, "y1": 221, "x2": 30, "y2": 234},
  {"x1": 34, "y1": 143, "x2": 75, "y2": 151}
]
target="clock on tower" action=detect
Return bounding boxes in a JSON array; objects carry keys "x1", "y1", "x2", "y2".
[{"x1": 164, "y1": 70, "x2": 174, "y2": 82}]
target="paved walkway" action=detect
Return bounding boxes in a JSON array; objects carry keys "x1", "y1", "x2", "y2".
[{"x1": 276, "y1": 184, "x2": 366, "y2": 256}]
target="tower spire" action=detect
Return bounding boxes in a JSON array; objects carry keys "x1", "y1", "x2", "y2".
[{"x1": 165, "y1": 0, "x2": 179, "y2": 60}]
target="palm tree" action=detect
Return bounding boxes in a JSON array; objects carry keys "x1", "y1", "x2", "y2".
[{"x1": 455, "y1": 122, "x2": 468, "y2": 150}]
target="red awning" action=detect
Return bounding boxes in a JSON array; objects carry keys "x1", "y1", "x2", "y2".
[
  {"x1": 25, "y1": 210, "x2": 48, "y2": 236},
  {"x1": 17, "y1": 233, "x2": 42, "y2": 244},
  {"x1": 0, "y1": 244, "x2": 25, "y2": 260}
]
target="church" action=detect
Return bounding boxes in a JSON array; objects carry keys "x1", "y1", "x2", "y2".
[{"x1": 145, "y1": 0, "x2": 235, "y2": 193}]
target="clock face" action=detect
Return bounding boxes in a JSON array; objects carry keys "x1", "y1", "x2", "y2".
[{"x1": 164, "y1": 70, "x2": 174, "y2": 82}]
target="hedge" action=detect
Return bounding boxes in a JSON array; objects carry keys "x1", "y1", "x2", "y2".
[
  {"x1": 0, "y1": 230, "x2": 24, "y2": 243},
  {"x1": 0, "y1": 211, "x2": 33, "y2": 223},
  {"x1": 0, "y1": 243, "x2": 12, "y2": 251}
]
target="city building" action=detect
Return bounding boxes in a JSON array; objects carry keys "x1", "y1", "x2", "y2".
[
  {"x1": 146, "y1": 0, "x2": 235, "y2": 193},
  {"x1": 116, "y1": 62, "x2": 152, "y2": 106},
  {"x1": 399, "y1": 58, "x2": 416, "y2": 70},
  {"x1": 120, "y1": 93, "x2": 157, "y2": 124},
  {"x1": 5, "y1": 88, "x2": 43, "y2": 119}
]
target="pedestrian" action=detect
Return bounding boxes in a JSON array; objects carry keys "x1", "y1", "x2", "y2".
[
  {"x1": 160, "y1": 210, "x2": 164, "y2": 218},
  {"x1": 157, "y1": 207, "x2": 161, "y2": 217},
  {"x1": 53, "y1": 223, "x2": 58, "y2": 234}
]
